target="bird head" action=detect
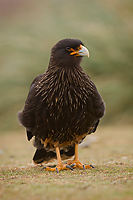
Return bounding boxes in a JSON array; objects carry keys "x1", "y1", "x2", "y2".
[{"x1": 49, "y1": 39, "x2": 89, "y2": 68}]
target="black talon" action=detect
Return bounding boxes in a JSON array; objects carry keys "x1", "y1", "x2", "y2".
[
  {"x1": 83, "y1": 165, "x2": 85, "y2": 170},
  {"x1": 70, "y1": 163, "x2": 76, "y2": 168},
  {"x1": 66, "y1": 165, "x2": 74, "y2": 170},
  {"x1": 90, "y1": 165, "x2": 95, "y2": 168},
  {"x1": 41, "y1": 166, "x2": 46, "y2": 171},
  {"x1": 56, "y1": 167, "x2": 59, "y2": 173}
]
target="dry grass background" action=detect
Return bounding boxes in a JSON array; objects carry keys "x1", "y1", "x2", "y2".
[{"x1": 0, "y1": 125, "x2": 133, "y2": 200}]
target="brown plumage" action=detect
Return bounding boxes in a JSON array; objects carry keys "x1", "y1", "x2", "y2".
[{"x1": 18, "y1": 39, "x2": 105, "y2": 172}]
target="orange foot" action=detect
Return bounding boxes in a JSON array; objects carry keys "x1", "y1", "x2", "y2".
[
  {"x1": 67, "y1": 160, "x2": 94, "y2": 170},
  {"x1": 41, "y1": 162, "x2": 74, "y2": 173}
]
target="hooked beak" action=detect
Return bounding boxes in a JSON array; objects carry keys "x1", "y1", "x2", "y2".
[{"x1": 70, "y1": 45, "x2": 89, "y2": 57}]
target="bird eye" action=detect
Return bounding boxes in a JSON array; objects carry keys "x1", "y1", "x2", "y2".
[{"x1": 66, "y1": 46, "x2": 70, "y2": 50}]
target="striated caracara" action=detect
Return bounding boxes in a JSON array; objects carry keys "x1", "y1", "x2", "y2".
[{"x1": 18, "y1": 39, "x2": 105, "y2": 172}]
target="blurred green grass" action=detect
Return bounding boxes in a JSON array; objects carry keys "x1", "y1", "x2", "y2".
[{"x1": 0, "y1": 0, "x2": 133, "y2": 132}]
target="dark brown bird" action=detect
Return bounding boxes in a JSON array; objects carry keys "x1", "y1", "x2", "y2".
[{"x1": 18, "y1": 39, "x2": 105, "y2": 172}]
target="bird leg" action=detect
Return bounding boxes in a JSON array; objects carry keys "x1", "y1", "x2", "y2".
[
  {"x1": 67, "y1": 143, "x2": 94, "y2": 170},
  {"x1": 42, "y1": 146, "x2": 73, "y2": 172}
]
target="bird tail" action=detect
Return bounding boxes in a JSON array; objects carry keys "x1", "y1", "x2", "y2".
[
  {"x1": 33, "y1": 147, "x2": 75, "y2": 164},
  {"x1": 33, "y1": 137, "x2": 75, "y2": 164},
  {"x1": 33, "y1": 149, "x2": 56, "y2": 164}
]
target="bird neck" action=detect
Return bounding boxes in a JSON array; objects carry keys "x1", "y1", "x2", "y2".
[
  {"x1": 46, "y1": 61, "x2": 85, "y2": 88},
  {"x1": 48, "y1": 55, "x2": 83, "y2": 70}
]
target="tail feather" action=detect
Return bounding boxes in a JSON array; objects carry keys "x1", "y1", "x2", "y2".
[
  {"x1": 33, "y1": 145, "x2": 75, "y2": 164},
  {"x1": 33, "y1": 149, "x2": 56, "y2": 164},
  {"x1": 60, "y1": 146, "x2": 75, "y2": 159},
  {"x1": 27, "y1": 131, "x2": 33, "y2": 141}
]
